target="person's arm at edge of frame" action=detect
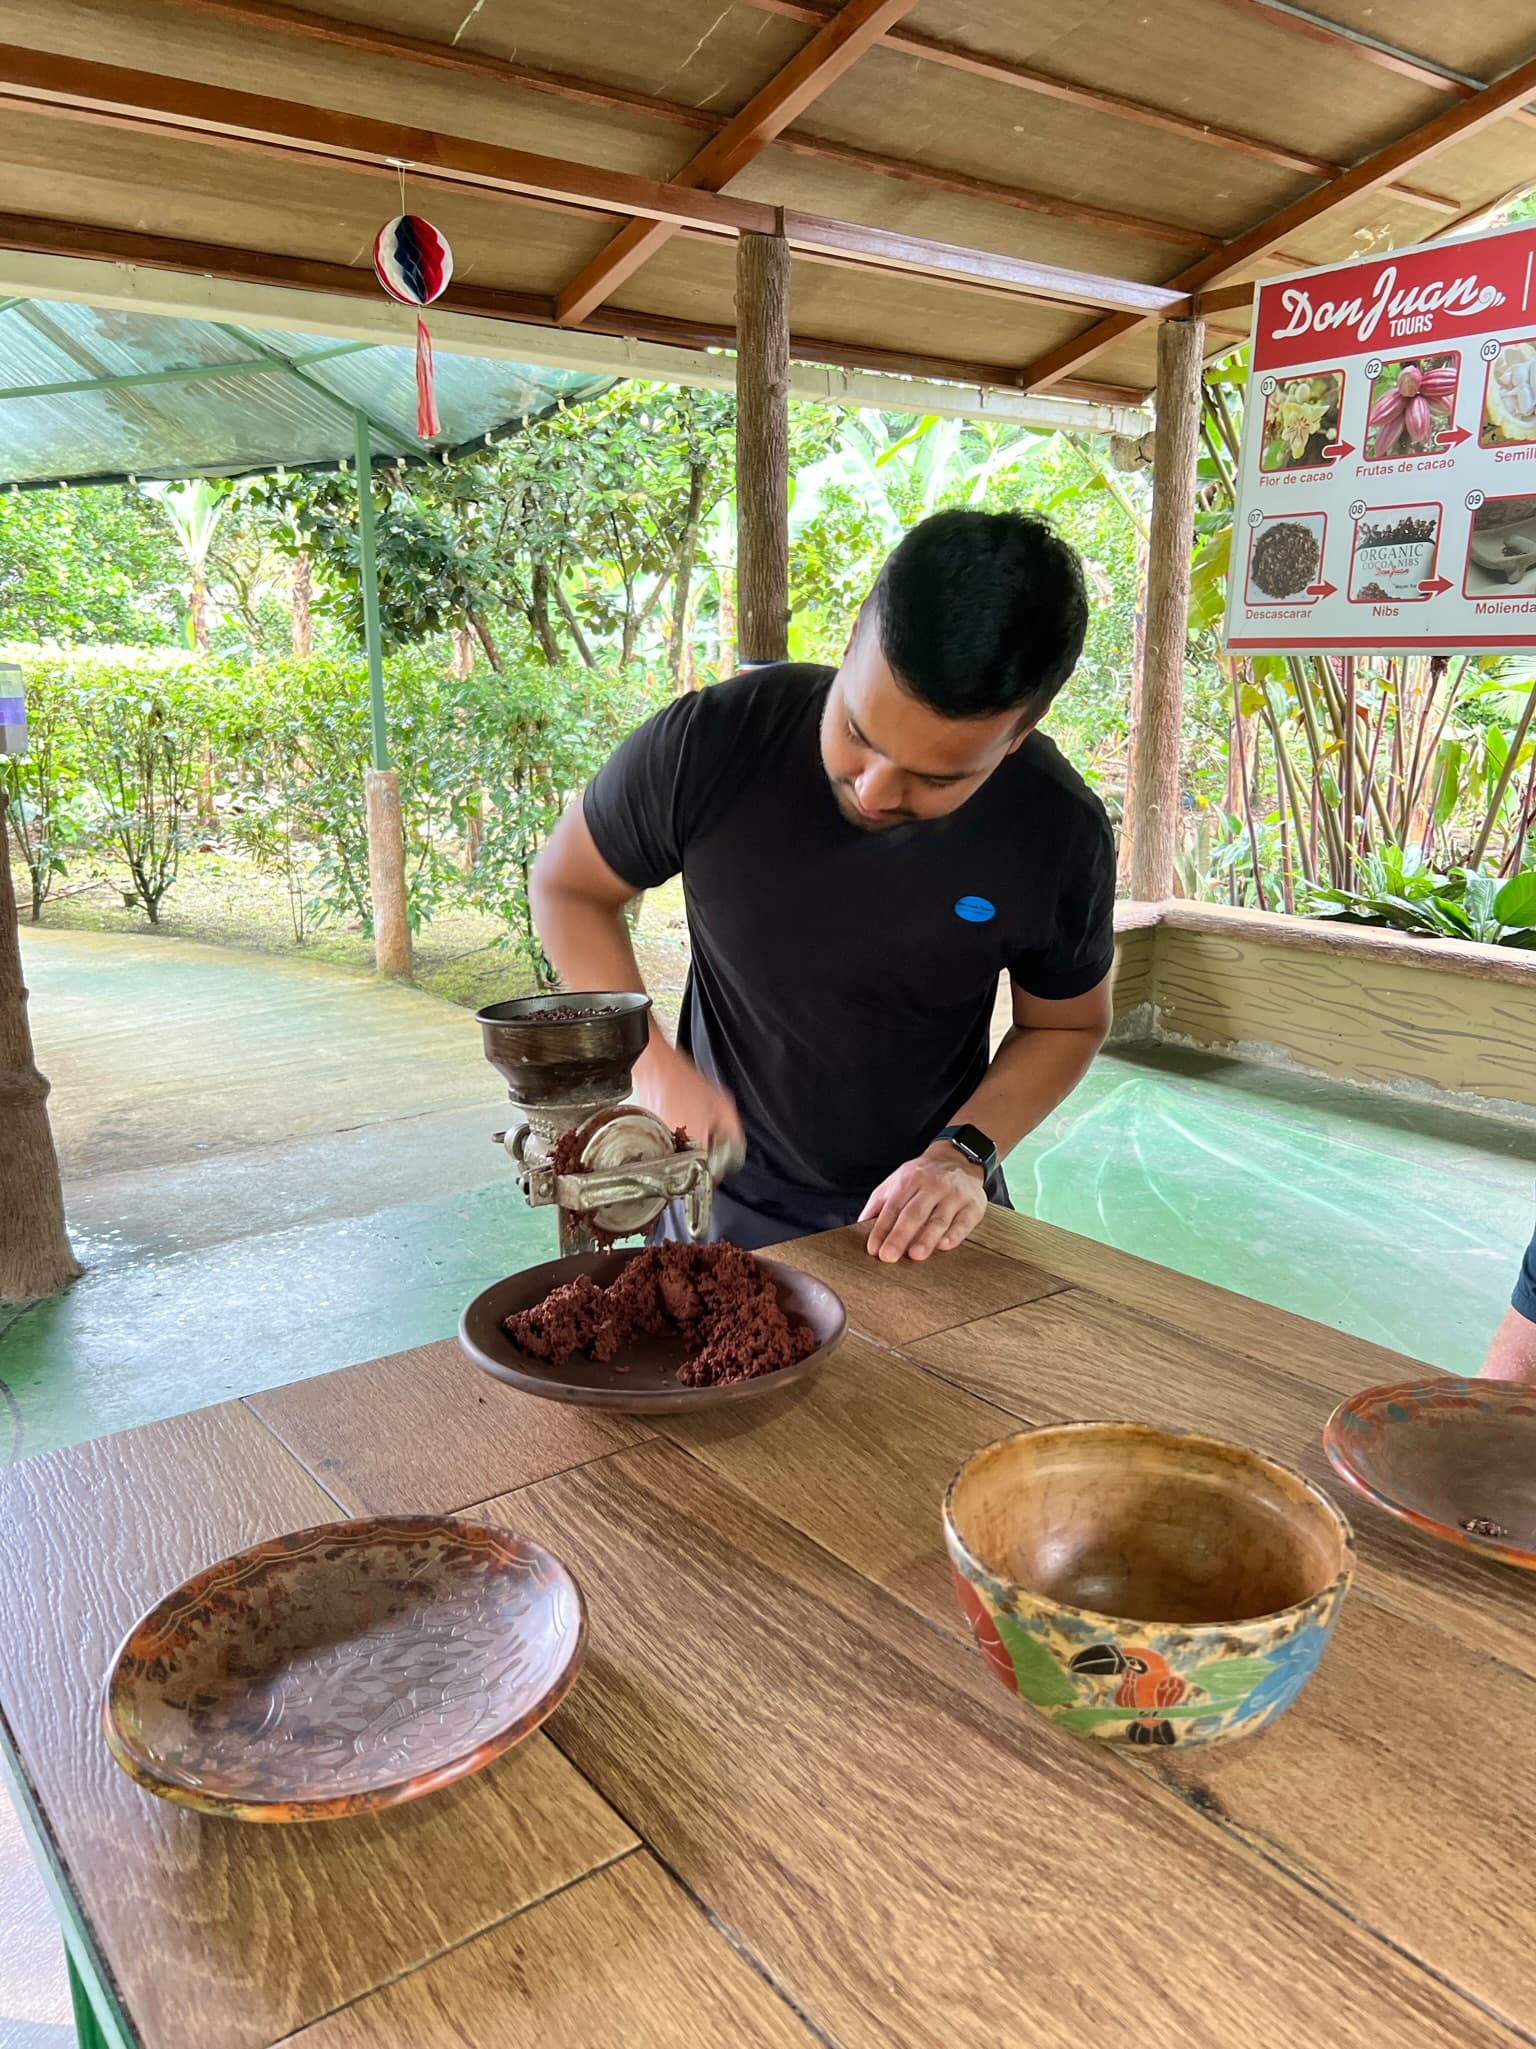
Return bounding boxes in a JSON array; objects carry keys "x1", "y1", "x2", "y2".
[
  {"x1": 1479, "y1": 1307, "x2": 1536, "y2": 1383},
  {"x1": 529, "y1": 799, "x2": 744, "y2": 1154},
  {"x1": 861, "y1": 972, "x2": 1112, "y2": 1264}
]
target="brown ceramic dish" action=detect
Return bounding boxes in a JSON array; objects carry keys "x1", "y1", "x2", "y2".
[
  {"x1": 103, "y1": 1517, "x2": 586, "y2": 1821},
  {"x1": 459, "y1": 1247, "x2": 846, "y2": 1415},
  {"x1": 1324, "y1": 1376, "x2": 1536, "y2": 1570}
]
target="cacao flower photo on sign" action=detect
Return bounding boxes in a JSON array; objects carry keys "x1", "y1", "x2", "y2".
[{"x1": 1259, "y1": 370, "x2": 1344, "y2": 473}]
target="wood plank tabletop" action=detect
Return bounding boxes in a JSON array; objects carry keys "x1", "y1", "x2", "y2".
[{"x1": 0, "y1": 1211, "x2": 1529, "y2": 2049}]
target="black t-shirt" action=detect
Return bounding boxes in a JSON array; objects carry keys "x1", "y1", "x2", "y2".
[{"x1": 584, "y1": 663, "x2": 1115, "y2": 1220}]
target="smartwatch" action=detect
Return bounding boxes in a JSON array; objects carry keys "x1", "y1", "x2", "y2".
[{"x1": 937, "y1": 1123, "x2": 998, "y2": 1181}]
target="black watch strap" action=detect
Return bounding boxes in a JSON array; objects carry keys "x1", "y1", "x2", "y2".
[{"x1": 937, "y1": 1123, "x2": 998, "y2": 1180}]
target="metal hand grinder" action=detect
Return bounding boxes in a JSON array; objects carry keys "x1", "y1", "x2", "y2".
[{"x1": 477, "y1": 993, "x2": 739, "y2": 1255}]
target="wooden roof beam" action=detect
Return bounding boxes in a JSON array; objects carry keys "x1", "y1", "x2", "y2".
[
  {"x1": 553, "y1": 0, "x2": 916, "y2": 327},
  {"x1": 734, "y1": 0, "x2": 1462, "y2": 212},
  {"x1": 136, "y1": 0, "x2": 1440, "y2": 246},
  {"x1": 0, "y1": 49, "x2": 1187, "y2": 319},
  {"x1": 1022, "y1": 43, "x2": 1536, "y2": 390},
  {"x1": 0, "y1": 212, "x2": 1148, "y2": 407},
  {"x1": 1203, "y1": 0, "x2": 1536, "y2": 126}
]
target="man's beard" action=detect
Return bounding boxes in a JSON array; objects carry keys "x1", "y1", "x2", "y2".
[{"x1": 830, "y1": 778, "x2": 917, "y2": 832}]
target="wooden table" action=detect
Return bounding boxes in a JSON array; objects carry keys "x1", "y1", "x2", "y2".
[{"x1": 3, "y1": 1210, "x2": 1533, "y2": 2049}]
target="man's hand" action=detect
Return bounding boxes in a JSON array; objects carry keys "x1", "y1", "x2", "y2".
[
  {"x1": 860, "y1": 1141, "x2": 988, "y2": 1263},
  {"x1": 634, "y1": 1038, "x2": 744, "y2": 1159}
]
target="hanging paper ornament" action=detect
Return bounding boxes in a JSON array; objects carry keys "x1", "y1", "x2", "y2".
[{"x1": 373, "y1": 214, "x2": 453, "y2": 440}]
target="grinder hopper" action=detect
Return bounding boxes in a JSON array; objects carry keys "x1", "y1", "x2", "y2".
[{"x1": 477, "y1": 993, "x2": 735, "y2": 1254}]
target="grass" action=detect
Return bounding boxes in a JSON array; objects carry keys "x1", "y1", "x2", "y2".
[{"x1": 13, "y1": 844, "x2": 692, "y2": 1026}]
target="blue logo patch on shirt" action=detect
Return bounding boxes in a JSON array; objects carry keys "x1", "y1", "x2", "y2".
[{"x1": 954, "y1": 895, "x2": 996, "y2": 925}]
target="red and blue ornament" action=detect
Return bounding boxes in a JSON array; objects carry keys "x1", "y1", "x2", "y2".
[{"x1": 372, "y1": 214, "x2": 453, "y2": 440}]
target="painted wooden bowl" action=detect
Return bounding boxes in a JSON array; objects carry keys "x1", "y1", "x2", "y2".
[
  {"x1": 104, "y1": 1517, "x2": 585, "y2": 1821},
  {"x1": 460, "y1": 1248, "x2": 845, "y2": 1415},
  {"x1": 944, "y1": 1423, "x2": 1353, "y2": 1750},
  {"x1": 1324, "y1": 1376, "x2": 1536, "y2": 1570}
]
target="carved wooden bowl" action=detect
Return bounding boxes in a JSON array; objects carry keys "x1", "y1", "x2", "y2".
[
  {"x1": 945, "y1": 1422, "x2": 1354, "y2": 1749},
  {"x1": 1325, "y1": 1376, "x2": 1536, "y2": 1570},
  {"x1": 104, "y1": 1517, "x2": 585, "y2": 1820}
]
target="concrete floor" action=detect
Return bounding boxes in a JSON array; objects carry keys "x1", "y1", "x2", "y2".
[{"x1": 3, "y1": 925, "x2": 1533, "y2": 2037}]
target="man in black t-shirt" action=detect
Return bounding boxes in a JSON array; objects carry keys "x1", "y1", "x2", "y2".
[{"x1": 529, "y1": 508, "x2": 1116, "y2": 1262}]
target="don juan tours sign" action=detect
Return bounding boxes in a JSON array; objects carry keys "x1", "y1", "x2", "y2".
[{"x1": 1224, "y1": 221, "x2": 1536, "y2": 655}]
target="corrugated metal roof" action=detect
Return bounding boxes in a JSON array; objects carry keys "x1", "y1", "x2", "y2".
[{"x1": 0, "y1": 298, "x2": 613, "y2": 487}]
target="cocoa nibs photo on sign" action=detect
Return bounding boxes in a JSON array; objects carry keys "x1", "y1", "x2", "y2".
[
  {"x1": 1250, "y1": 520, "x2": 1321, "y2": 599},
  {"x1": 1358, "y1": 514, "x2": 1438, "y2": 547}
]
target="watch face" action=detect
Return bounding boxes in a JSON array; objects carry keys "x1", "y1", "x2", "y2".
[{"x1": 948, "y1": 1125, "x2": 995, "y2": 1168}]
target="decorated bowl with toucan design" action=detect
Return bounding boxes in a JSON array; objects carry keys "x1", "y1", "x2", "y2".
[{"x1": 944, "y1": 1422, "x2": 1353, "y2": 1749}]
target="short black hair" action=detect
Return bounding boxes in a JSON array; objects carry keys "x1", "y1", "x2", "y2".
[{"x1": 871, "y1": 508, "x2": 1088, "y2": 719}]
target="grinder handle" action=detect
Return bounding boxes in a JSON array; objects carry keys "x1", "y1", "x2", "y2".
[{"x1": 707, "y1": 1134, "x2": 745, "y2": 1184}]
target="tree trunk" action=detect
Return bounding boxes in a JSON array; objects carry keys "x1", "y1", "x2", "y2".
[
  {"x1": 364, "y1": 768, "x2": 412, "y2": 980},
  {"x1": 681, "y1": 581, "x2": 700, "y2": 691},
  {"x1": 469, "y1": 612, "x2": 504, "y2": 674},
  {"x1": 291, "y1": 554, "x2": 314, "y2": 658},
  {"x1": 1116, "y1": 522, "x2": 1150, "y2": 889},
  {"x1": 0, "y1": 788, "x2": 81, "y2": 1302},
  {"x1": 735, "y1": 232, "x2": 791, "y2": 665},
  {"x1": 451, "y1": 625, "x2": 475, "y2": 679},
  {"x1": 551, "y1": 580, "x2": 597, "y2": 670},
  {"x1": 718, "y1": 568, "x2": 737, "y2": 678},
  {"x1": 189, "y1": 571, "x2": 210, "y2": 656},
  {"x1": 1128, "y1": 316, "x2": 1204, "y2": 904},
  {"x1": 527, "y1": 562, "x2": 563, "y2": 666},
  {"x1": 669, "y1": 460, "x2": 709, "y2": 691}
]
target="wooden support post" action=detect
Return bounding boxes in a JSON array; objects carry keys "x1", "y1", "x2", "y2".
[
  {"x1": 364, "y1": 769, "x2": 412, "y2": 981},
  {"x1": 0, "y1": 788, "x2": 80, "y2": 1302},
  {"x1": 1127, "y1": 316, "x2": 1204, "y2": 903},
  {"x1": 735, "y1": 230, "x2": 791, "y2": 665},
  {"x1": 354, "y1": 412, "x2": 412, "y2": 979}
]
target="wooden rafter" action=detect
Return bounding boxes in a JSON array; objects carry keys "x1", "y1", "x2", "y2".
[
  {"x1": 0, "y1": 47, "x2": 1188, "y2": 320},
  {"x1": 0, "y1": 211, "x2": 1149, "y2": 406},
  {"x1": 138, "y1": 0, "x2": 1442, "y2": 243},
  {"x1": 772, "y1": 133, "x2": 1218, "y2": 250},
  {"x1": 732, "y1": 0, "x2": 1462, "y2": 211},
  {"x1": 1023, "y1": 44, "x2": 1536, "y2": 390},
  {"x1": 1204, "y1": 0, "x2": 1536, "y2": 126},
  {"x1": 553, "y1": 0, "x2": 915, "y2": 327}
]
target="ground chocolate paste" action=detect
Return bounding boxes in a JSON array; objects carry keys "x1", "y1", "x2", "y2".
[{"x1": 504, "y1": 1243, "x2": 817, "y2": 1386}]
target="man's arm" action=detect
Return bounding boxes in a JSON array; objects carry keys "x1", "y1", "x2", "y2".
[
  {"x1": 862, "y1": 974, "x2": 1112, "y2": 1263},
  {"x1": 1478, "y1": 1224, "x2": 1536, "y2": 1383},
  {"x1": 1479, "y1": 1306, "x2": 1536, "y2": 1383},
  {"x1": 529, "y1": 804, "x2": 743, "y2": 1151}
]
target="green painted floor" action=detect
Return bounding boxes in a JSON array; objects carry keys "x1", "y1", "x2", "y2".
[
  {"x1": 1007, "y1": 1045, "x2": 1534, "y2": 1375},
  {"x1": 5, "y1": 929, "x2": 1534, "y2": 1473}
]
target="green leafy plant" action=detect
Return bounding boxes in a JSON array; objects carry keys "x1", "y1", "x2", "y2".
[
  {"x1": 1303, "y1": 845, "x2": 1536, "y2": 947},
  {"x1": 76, "y1": 682, "x2": 198, "y2": 923},
  {"x1": 1, "y1": 663, "x2": 88, "y2": 919}
]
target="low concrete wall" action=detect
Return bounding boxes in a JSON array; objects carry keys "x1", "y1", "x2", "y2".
[{"x1": 1112, "y1": 900, "x2": 1536, "y2": 1116}]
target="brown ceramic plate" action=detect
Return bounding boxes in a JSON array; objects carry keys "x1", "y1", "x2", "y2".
[
  {"x1": 459, "y1": 1247, "x2": 846, "y2": 1415},
  {"x1": 103, "y1": 1517, "x2": 586, "y2": 1821},
  {"x1": 1324, "y1": 1377, "x2": 1536, "y2": 1570}
]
